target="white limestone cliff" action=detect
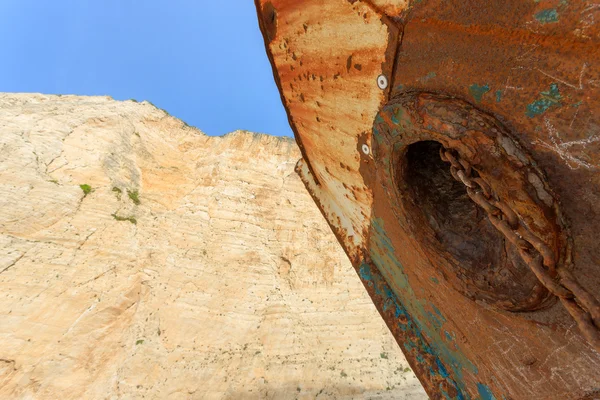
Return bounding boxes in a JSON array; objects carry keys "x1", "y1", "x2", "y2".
[{"x1": 0, "y1": 93, "x2": 425, "y2": 399}]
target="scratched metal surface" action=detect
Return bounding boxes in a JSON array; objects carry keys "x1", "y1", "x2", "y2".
[{"x1": 256, "y1": 0, "x2": 600, "y2": 399}]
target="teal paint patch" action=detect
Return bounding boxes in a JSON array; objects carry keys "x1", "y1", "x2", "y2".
[
  {"x1": 495, "y1": 90, "x2": 502, "y2": 103},
  {"x1": 359, "y1": 264, "x2": 373, "y2": 281},
  {"x1": 430, "y1": 277, "x2": 439, "y2": 284},
  {"x1": 419, "y1": 71, "x2": 437, "y2": 83},
  {"x1": 427, "y1": 310, "x2": 445, "y2": 330},
  {"x1": 427, "y1": 305, "x2": 447, "y2": 330},
  {"x1": 445, "y1": 331, "x2": 454, "y2": 341},
  {"x1": 368, "y1": 217, "x2": 484, "y2": 396},
  {"x1": 535, "y1": 8, "x2": 559, "y2": 23},
  {"x1": 526, "y1": 83, "x2": 562, "y2": 117},
  {"x1": 391, "y1": 108, "x2": 404, "y2": 125},
  {"x1": 477, "y1": 383, "x2": 497, "y2": 400},
  {"x1": 358, "y1": 260, "x2": 467, "y2": 399},
  {"x1": 468, "y1": 84, "x2": 490, "y2": 103}
]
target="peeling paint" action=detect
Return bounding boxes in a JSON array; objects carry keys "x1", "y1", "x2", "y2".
[
  {"x1": 468, "y1": 84, "x2": 490, "y2": 103},
  {"x1": 535, "y1": 8, "x2": 559, "y2": 24},
  {"x1": 477, "y1": 383, "x2": 497, "y2": 400},
  {"x1": 526, "y1": 83, "x2": 561, "y2": 117},
  {"x1": 368, "y1": 217, "x2": 486, "y2": 397},
  {"x1": 358, "y1": 261, "x2": 467, "y2": 399}
]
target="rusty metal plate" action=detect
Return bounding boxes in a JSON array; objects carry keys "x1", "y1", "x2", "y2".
[
  {"x1": 256, "y1": 1, "x2": 600, "y2": 398},
  {"x1": 256, "y1": 0, "x2": 402, "y2": 261}
]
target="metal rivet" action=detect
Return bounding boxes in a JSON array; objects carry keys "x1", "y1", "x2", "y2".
[
  {"x1": 377, "y1": 74, "x2": 388, "y2": 90},
  {"x1": 362, "y1": 144, "x2": 370, "y2": 155}
]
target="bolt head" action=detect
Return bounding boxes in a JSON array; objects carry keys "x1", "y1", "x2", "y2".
[{"x1": 377, "y1": 75, "x2": 388, "y2": 90}]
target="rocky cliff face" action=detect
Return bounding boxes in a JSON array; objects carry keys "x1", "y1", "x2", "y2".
[{"x1": 0, "y1": 94, "x2": 425, "y2": 399}]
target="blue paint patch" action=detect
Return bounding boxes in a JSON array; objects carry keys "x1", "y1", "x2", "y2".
[
  {"x1": 477, "y1": 383, "x2": 497, "y2": 400},
  {"x1": 436, "y1": 358, "x2": 450, "y2": 378},
  {"x1": 495, "y1": 90, "x2": 502, "y2": 103},
  {"x1": 526, "y1": 83, "x2": 561, "y2": 117},
  {"x1": 469, "y1": 84, "x2": 490, "y2": 103},
  {"x1": 383, "y1": 285, "x2": 394, "y2": 299},
  {"x1": 445, "y1": 331, "x2": 454, "y2": 341},
  {"x1": 359, "y1": 263, "x2": 373, "y2": 282},
  {"x1": 535, "y1": 8, "x2": 559, "y2": 24},
  {"x1": 394, "y1": 303, "x2": 403, "y2": 319},
  {"x1": 366, "y1": 217, "x2": 486, "y2": 397},
  {"x1": 357, "y1": 261, "x2": 468, "y2": 397}
]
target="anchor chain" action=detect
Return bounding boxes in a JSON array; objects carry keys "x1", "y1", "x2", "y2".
[{"x1": 440, "y1": 148, "x2": 600, "y2": 352}]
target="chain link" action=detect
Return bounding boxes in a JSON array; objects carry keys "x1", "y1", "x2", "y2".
[{"x1": 440, "y1": 148, "x2": 600, "y2": 352}]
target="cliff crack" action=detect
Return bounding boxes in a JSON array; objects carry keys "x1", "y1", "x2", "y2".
[{"x1": 0, "y1": 253, "x2": 26, "y2": 276}]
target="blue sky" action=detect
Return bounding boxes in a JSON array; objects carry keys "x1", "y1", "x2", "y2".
[{"x1": 0, "y1": 1, "x2": 292, "y2": 137}]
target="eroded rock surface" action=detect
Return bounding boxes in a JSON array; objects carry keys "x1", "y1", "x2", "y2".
[{"x1": 0, "y1": 94, "x2": 425, "y2": 399}]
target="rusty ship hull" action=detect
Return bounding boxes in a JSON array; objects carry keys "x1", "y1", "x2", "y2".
[{"x1": 255, "y1": 1, "x2": 600, "y2": 398}]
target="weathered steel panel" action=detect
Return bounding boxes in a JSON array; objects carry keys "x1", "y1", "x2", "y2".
[
  {"x1": 370, "y1": 97, "x2": 600, "y2": 399},
  {"x1": 256, "y1": 0, "x2": 402, "y2": 260},
  {"x1": 256, "y1": 0, "x2": 600, "y2": 398}
]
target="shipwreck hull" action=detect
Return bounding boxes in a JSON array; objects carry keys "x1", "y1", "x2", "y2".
[{"x1": 255, "y1": 1, "x2": 600, "y2": 398}]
